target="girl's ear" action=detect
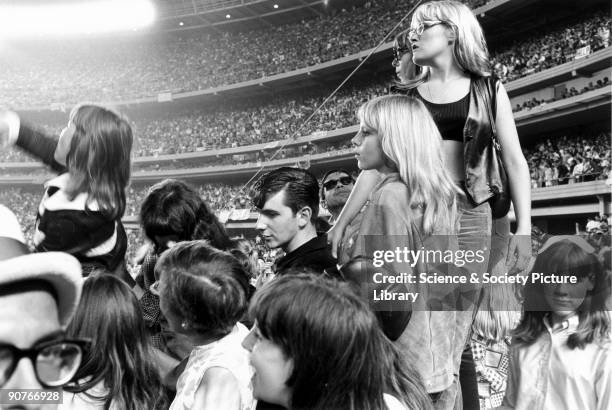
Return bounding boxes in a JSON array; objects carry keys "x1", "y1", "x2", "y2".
[{"x1": 446, "y1": 27, "x2": 457, "y2": 45}]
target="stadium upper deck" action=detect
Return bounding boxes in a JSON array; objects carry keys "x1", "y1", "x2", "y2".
[
  {"x1": 1, "y1": 0, "x2": 607, "y2": 109},
  {"x1": 0, "y1": 0, "x2": 609, "y2": 187}
]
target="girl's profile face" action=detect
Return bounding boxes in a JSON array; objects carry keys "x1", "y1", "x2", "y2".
[
  {"x1": 543, "y1": 275, "x2": 594, "y2": 321},
  {"x1": 351, "y1": 123, "x2": 385, "y2": 171},
  {"x1": 54, "y1": 117, "x2": 76, "y2": 166},
  {"x1": 242, "y1": 324, "x2": 293, "y2": 407},
  {"x1": 409, "y1": 19, "x2": 454, "y2": 66}
]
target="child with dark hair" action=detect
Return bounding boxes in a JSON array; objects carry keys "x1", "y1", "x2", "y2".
[
  {"x1": 136, "y1": 178, "x2": 234, "y2": 354},
  {"x1": 63, "y1": 274, "x2": 166, "y2": 410},
  {"x1": 157, "y1": 240, "x2": 253, "y2": 410},
  {"x1": 0, "y1": 106, "x2": 132, "y2": 279},
  {"x1": 243, "y1": 273, "x2": 433, "y2": 410},
  {"x1": 501, "y1": 237, "x2": 611, "y2": 410}
]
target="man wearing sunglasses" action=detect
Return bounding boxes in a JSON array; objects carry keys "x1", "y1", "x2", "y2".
[
  {"x1": 0, "y1": 204, "x2": 86, "y2": 410},
  {"x1": 320, "y1": 169, "x2": 355, "y2": 225}
]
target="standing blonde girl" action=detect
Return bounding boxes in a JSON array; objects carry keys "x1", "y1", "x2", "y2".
[{"x1": 338, "y1": 95, "x2": 472, "y2": 410}]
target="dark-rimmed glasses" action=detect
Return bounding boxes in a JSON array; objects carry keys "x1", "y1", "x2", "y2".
[
  {"x1": 0, "y1": 339, "x2": 90, "y2": 388},
  {"x1": 323, "y1": 176, "x2": 354, "y2": 191}
]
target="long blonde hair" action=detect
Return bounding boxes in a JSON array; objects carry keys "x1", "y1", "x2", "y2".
[
  {"x1": 357, "y1": 95, "x2": 462, "y2": 235},
  {"x1": 403, "y1": 0, "x2": 490, "y2": 88}
]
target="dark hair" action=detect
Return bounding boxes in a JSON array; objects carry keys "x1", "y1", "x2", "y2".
[
  {"x1": 250, "y1": 273, "x2": 433, "y2": 410},
  {"x1": 391, "y1": 30, "x2": 421, "y2": 88},
  {"x1": 393, "y1": 30, "x2": 411, "y2": 54},
  {"x1": 140, "y1": 179, "x2": 233, "y2": 251},
  {"x1": 251, "y1": 167, "x2": 319, "y2": 222},
  {"x1": 319, "y1": 169, "x2": 354, "y2": 201},
  {"x1": 65, "y1": 274, "x2": 166, "y2": 410},
  {"x1": 230, "y1": 238, "x2": 257, "y2": 279},
  {"x1": 514, "y1": 240, "x2": 611, "y2": 349},
  {"x1": 156, "y1": 240, "x2": 249, "y2": 338},
  {"x1": 66, "y1": 105, "x2": 132, "y2": 220}
]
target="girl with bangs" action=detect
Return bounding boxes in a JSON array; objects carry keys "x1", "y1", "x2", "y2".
[
  {"x1": 243, "y1": 273, "x2": 433, "y2": 410},
  {"x1": 338, "y1": 94, "x2": 468, "y2": 410},
  {"x1": 62, "y1": 274, "x2": 167, "y2": 410},
  {"x1": 502, "y1": 238, "x2": 611, "y2": 410},
  {"x1": 0, "y1": 105, "x2": 133, "y2": 280}
]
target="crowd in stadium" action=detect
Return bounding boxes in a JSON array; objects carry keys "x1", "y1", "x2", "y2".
[
  {"x1": 0, "y1": 2, "x2": 608, "y2": 108},
  {"x1": 0, "y1": 8, "x2": 606, "y2": 163},
  {"x1": 0, "y1": 0, "x2": 484, "y2": 107},
  {"x1": 492, "y1": 10, "x2": 610, "y2": 82},
  {"x1": 2, "y1": 129, "x2": 610, "y2": 252},
  {"x1": 1, "y1": 65, "x2": 610, "y2": 164},
  {"x1": 525, "y1": 131, "x2": 611, "y2": 187},
  {"x1": 513, "y1": 76, "x2": 610, "y2": 113},
  {"x1": 2, "y1": 129, "x2": 610, "y2": 181}
]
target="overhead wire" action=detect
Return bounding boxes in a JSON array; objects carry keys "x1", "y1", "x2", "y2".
[{"x1": 223, "y1": 0, "x2": 424, "y2": 210}]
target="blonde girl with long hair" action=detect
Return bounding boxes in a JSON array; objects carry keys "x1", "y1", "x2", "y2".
[
  {"x1": 338, "y1": 94, "x2": 459, "y2": 261},
  {"x1": 339, "y1": 94, "x2": 471, "y2": 410}
]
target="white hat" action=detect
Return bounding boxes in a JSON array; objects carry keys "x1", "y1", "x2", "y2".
[{"x1": 0, "y1": 205, "x2": 82, "y2": 327}]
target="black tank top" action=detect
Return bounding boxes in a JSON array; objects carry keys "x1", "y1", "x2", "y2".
[{"x1": 415, "y1": 88, "x2": 470, "y2": 142}]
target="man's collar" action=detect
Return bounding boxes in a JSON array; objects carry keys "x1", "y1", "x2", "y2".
[{"x1": 284, "y1": 233, "x2": 321, "y2": 255}]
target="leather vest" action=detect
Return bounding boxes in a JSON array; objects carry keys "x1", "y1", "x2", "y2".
[
  {"x1": 404, "y1": 75, "x2": 500, "y2": 206},
  {"x1": 463, "y1": 75, "x2": 502, "y2": 205}
]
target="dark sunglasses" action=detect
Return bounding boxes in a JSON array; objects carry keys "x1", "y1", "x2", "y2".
[
  {"x1": 323, "y1": 176, "x2": 354, "y2": 191},
  {"x1": 0, "y1": 338, "x2": 91, "y2": 388}
]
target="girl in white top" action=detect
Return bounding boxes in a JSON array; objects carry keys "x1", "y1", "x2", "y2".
[
  {"x1": 173, "y1": 323, "x2": 252, "y2": 410},
  {"x1": 157, "y1": 240, "x2": 254, "y2": 410},
  {"x1": 501, "y1": 237, "x2": 611, "y2": 410}
]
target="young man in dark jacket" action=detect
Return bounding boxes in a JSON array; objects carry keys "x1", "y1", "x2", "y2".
[{"x1": 251, "y1": 167, "x2": 340, "y2": 277}]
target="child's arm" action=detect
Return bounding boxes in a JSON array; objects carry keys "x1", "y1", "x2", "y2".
[
  {"x1": 0, "y1": 110, "x2": 65, "y2": 172},
  {"x1": 193, "y1": 367, "x2": 242, "y2": 410},
  {"x1": 16, "y1": 123, "x2": 65, "y2": 173},
  {"x1": 327, "y1": 169, "x2": 380, "y2": 257}
]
